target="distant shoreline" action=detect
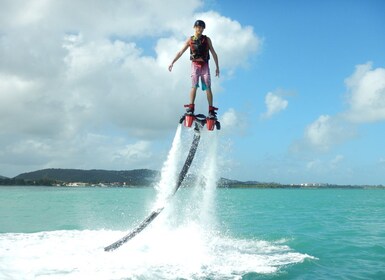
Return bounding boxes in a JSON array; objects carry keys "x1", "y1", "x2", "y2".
[
  {"x1": 224, "y1": 184, "x2": 385, "y2": 190},
  {"x1": 1, "y1": 180, "x2": 384, "y2": 189},
  {"x1": 1, "y1": 168, "x2": 384, "y2": 189}
]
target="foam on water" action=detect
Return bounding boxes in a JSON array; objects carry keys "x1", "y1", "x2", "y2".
[{"x1": 0, "y1": 228, "x2": 313, "y2": 279}]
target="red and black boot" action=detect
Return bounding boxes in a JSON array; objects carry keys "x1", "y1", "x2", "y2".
[
  {"x1": 208, "y1": 106, "x2": 218, "y2": 119},
  {"x1": 183, "y1": 104, "x2": 195, "y2": 127},
  {"x1": 184, "y1": 104, "x2": 195, "y2": 115}
]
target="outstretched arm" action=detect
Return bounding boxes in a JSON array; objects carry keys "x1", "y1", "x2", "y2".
[
  {"x1": 168, "y1": 38, "x2": 190, "y2": 72},
  {"x1": 207, "y1": 37, "x2": 220, "y2": 77}
]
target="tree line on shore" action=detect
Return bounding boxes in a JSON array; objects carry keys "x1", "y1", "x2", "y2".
[{"x1": 1, "y1": 168, "x2": 384, "y2": 189}]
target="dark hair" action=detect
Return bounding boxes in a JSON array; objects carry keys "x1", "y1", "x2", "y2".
[{"x1": 194, "y1": 20, "x2": 206, "y2": 28}]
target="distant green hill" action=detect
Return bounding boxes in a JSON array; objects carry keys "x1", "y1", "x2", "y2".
[
  {"x1": 14, "y1": 168, "x2": 160, "y2": 185},
  {"x1": 2, "y1": 168, "x2": 238, "y2": 187},
  {"x1": 2, "y1": 168, "x2": 381, "y2": 188}
]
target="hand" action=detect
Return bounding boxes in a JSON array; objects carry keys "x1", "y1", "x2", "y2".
[
  {"x1": 215, "y1": 68, "x2": 220, "y2": 77},
  {"x1": 168, "y1": 64, "x2": 173, "y2": 72}
]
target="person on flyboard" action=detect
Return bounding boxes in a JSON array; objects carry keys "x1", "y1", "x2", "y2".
[{"x1": 168, "y1": 20, "x2": 220, "y2": 120}]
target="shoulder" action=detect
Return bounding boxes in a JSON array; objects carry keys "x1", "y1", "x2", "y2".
[
  {"x1": 204, "y1": 35, "x2": 212, "y2": 43},
  {"x1": 205, "y1": 36, "x2": 213, "y2": 45},
  {"x1": 184, "y1": 37, "x2": 192, "y2": 46}
]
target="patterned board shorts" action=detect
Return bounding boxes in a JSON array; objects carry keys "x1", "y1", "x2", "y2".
[{"x1": 191, "y1": 61, "x2": 211, "y2": 91}]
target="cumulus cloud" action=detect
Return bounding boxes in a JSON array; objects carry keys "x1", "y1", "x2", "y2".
[
  {"x1": 220, "y1": 108, "x2": 248, "y2": 135},
  {"x1": 304, "y1": 115, "x2": 333, "y2": 151},
  {"x1": 303, "y1": 115, "x2": 356, "y2": 152},
  {"x1": 344, "y1": 62, "x2": 385, "y2": 123},
  {"x1": 0, "y1": 0, "x2": 261, "y2": 176},
  {"x1": 261, "y1": 91, "x2": 288, "y2": 119},
  {"x1": 295, "y1": 62, "x2": 384, "y2": 153},
  {"x1": 0, "y1": 0, "x2": 203, "y2": 37},
  {"x1": 195, "y1": 11, "x2": 261, "y2": 71},
  {"x1": 221, "y1": 108, "x2": 238, "y2": 128},
  {"x1": 113, "y1": 141, "x2": 152, "y2": 164}
]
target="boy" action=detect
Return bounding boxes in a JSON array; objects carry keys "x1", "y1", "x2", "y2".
[{"x1": 168, "y1": 20, "x2": 220, "y2": 119}]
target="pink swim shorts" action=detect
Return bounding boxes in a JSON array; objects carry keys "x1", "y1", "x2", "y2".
[{"x1": 191, "y1": 61, "x2": 211, "y2": 91}]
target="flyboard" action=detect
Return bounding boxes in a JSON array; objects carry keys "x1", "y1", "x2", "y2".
[{"x1": 104, "y1": 112, "x2": 220, "y2": 252}]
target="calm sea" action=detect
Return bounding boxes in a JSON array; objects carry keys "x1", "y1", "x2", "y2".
[{"x1": 1, "y1": 186, "x2": 384, "y2": 279}]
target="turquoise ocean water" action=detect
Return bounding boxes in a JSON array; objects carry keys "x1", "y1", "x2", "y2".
[
  {"x1": 1, "y1": 186, "x2": 385, "y2": 279},
  {"x1": 1, "y1": 128, "x2": 385, "y2": 279}
]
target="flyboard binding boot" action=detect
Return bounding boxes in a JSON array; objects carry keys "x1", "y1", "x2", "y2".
[
  {"x1": 179, "y1": 104, "x2": 195, "y2": 127},
  {"x1": 206, "y1": 106, "x2": 220, "y2": 131},
  {"x1": 208, "y1": 106, "x2": 218, "y2": 119},
  {"x1": 179, "y1": 104, "x2": 220, "y2": 131},
  {"x1": 185, "y1": 103, "x2": 195, "y2": 115}
]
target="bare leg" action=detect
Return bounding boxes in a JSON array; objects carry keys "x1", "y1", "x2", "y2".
[
  {"x1": 189, "y1": 87, "x2": 197, "y2": 104},
  {"x1": 206, "y1": 88, "x2": 213, "y2": 107}
]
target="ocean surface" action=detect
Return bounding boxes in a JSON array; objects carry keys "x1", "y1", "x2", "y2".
[
  {"x1": 1, "y1": 186, "x2": 385, "y2": 280},
  {"x1": 1, "y1": 128, "x2": 385, "y2": 279}
]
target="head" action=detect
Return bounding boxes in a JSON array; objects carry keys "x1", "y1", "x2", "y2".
[{"x1": 193, "y1": 20, "x2": 205, "y2": 35}]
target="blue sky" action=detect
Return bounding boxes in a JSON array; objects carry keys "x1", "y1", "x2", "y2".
[
  {"x1": 1, "y1": 0, "x2": 384, "y2": 185},
  {"x1": 210, "y1": 0, "x2": 385, "y2": 184}
]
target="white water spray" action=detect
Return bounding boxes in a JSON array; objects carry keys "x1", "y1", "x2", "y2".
[
  {"x1": 153, "y1": 125, "x2": 183, "y2": 208},
  {"x1": 199, "y1": 130, "x2": 219, "y2": 228}
]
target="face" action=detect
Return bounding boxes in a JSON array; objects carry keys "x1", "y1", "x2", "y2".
[{"x1": 194, "y1": 25, "x2": 204, "y2": 35}]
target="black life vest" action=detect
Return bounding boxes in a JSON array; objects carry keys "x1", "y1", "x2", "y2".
[{"x1": 189, "y1": 35, "x2": 210, "y2": 62}]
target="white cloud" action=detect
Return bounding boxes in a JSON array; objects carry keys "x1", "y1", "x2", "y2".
[
  {"x1": 261, "y1": 92, "x2": 288, "y2": 119},
  {"x1": 344, "y1": 62, "x2": 385, "y2": 123},
  {"x1": 0, "y1": 1, "x2": 260, "y2": 176},
  {"x1": 195, "y1": 11, "x2": 261, "y2": 71},
  {"x1": 294, "y1": 62, "x2": 385, "y2": 153},
  {"x1": 305, "y1": 115, "x2": 333, "y2": 151},
  {"x1": 302, "y1": 115, "x2": 356, "y2": 152},
  {"x1": 113, "y1": 141, "x2": 152, "y2": 163},
  {"x1": 220, "y1": 108, "x2": 248, "y2": 135},
  {"x1": 0, "y1": 0, "x2": 203, "y2": 37},
  {"x1": 221, "y1": 108, "x2": 238, "y2": 128}
]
